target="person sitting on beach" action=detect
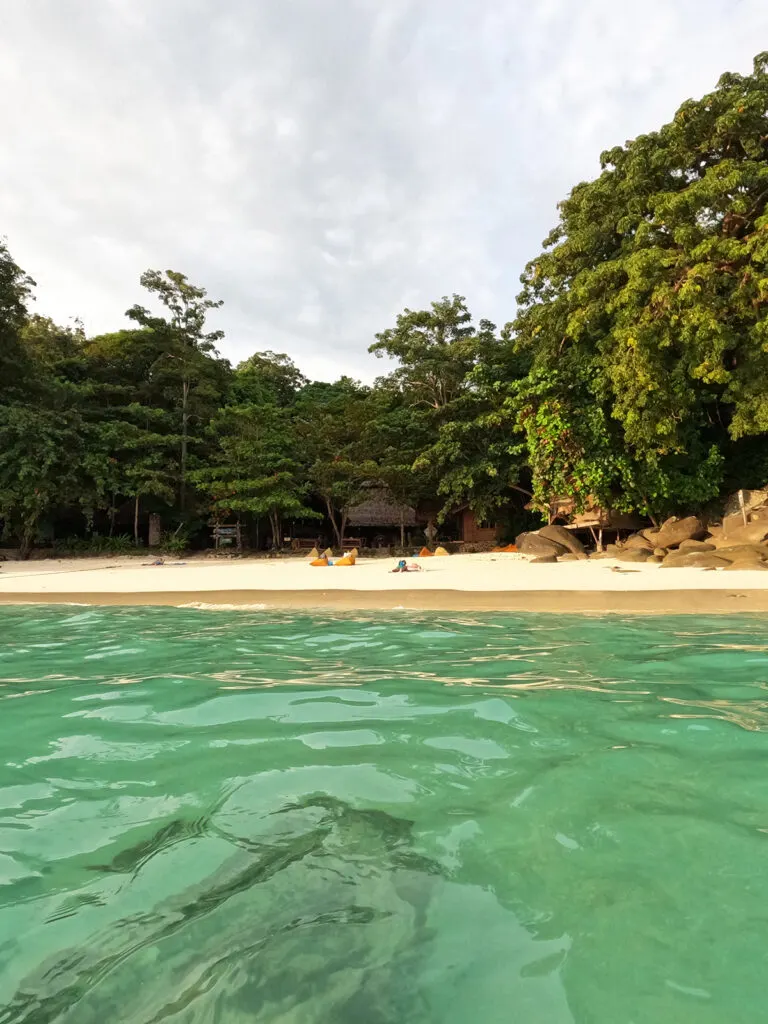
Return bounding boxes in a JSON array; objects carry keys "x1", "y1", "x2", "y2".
[{"x1": 391, "y1": 559, "x2": 424, "y2": 573}]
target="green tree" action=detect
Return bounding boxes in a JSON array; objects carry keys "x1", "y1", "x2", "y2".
[
  {"x1": 126, "y1": 271, "x2": 230, "y2": 515},
  {"x1": 0, "y1": 238, "x2": 35, "y2": 402},
  {"x1": 195, "y1": 403, "x2": 317, "y2": 547},
  {"x1": 232, "y1": 351, "x2": 306, "y2": 407},
  {"x1": 369, "y1": 294, "x2": 478, "y2": 411},
  {"x1": 295, "y1": 379, "x2": 375, "y2": 548},
  {"x1": 513, "y1": 52, "x2": 768, "y2": 516},
  {"x1": 0, "y1": 402, "x2": 83, "y2": 556}
]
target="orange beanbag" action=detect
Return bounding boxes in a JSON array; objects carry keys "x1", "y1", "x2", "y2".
[
  {"x1": 310, "y1": 556, "x2": 329, "y2": 566},
  {"x1": 418, "y1": 547, "x2": 433, "y2": 557},
  {"x1": 335, "y1": 555, "x2": 356, "y2": 566}
]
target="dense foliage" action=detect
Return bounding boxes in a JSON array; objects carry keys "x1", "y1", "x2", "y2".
[{"x1": 2, "y1": 54, "x2": 768, "y2": 553}]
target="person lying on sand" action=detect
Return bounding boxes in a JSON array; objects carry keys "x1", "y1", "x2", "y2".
[{"x1": 391, "y1": 559, "x2": 424, "y2": 573}]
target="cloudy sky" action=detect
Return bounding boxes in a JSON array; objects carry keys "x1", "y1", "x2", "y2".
[{"x1": 1, "y1": 1, "x2": 767, "y2": 380}]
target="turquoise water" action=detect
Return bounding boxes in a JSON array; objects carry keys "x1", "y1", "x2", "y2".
[{"x1": 1, "y1": 609, "x2": 768, "y2": 1023}]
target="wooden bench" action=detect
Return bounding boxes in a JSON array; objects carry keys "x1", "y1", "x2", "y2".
[{"x1": 290, "y1": 538, "x2": 320, "y2": 551}]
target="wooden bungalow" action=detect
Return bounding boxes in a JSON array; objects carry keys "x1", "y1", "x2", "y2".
[
  {"x1": 543, "y1": 496, "x2": 646, "y2": 548},
  {"x1": 458, "y1": 509, "x2": 501, "y2": 546}
]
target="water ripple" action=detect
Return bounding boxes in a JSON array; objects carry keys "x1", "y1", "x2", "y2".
[{"x1": 1, "y1": 608, "x2": 768, "y2": 1022}]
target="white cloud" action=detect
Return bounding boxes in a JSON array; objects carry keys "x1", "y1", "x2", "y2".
[{"x1": 0, "y1": 0, "x2": 767, "y2": 379}]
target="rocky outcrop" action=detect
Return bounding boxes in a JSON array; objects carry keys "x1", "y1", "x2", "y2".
[
  {"x1": 677, "y1": 539, "x2": 716, "y2": 553},
  {"x1": 654, "y1": 516, "x2": 707, "y2": 550},
  {"x1": 660, "y1": 551, "x2": 730, "y2": 569},
  {"x1": 711, "y1": 544, "x2": 768, "y2": 562},
  {"x1": 616, "y1": 549, "x2": 653, "y2": 563},
  {"x1": 530, "y1": 555, "x2": 558, "y2": 564},
  {"x1": 558, "y1": 551, "x2": 589, "y2": 561},
  {"x1": 622, "y1": 534, "x2": 653, "y2": 551},
  {"x1": 515, "y1": 532, "x2": 568, "y2": 558},
  {"x1": 641, "y1": 528, "x2": 662, "y2": 546},
  {"x1": 723, "y1": 559, "x2": 768, "y2": 571},
  {"x1": 716, "y1": 521, "x2": 768, "y2": 547},
  {"x1": 538, "y1": 524, "x2": 586, "y2": 555}
]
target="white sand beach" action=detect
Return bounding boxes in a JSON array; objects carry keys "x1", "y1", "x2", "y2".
[{"x1": 2, "y1": 552, "x2": 768, "y2": 613}]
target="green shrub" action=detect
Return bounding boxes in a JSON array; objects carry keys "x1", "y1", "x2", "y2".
[
  {"x1": 158, "y1": 531, "x2": 189, "y2": 555},
  {"x1": 53, "y1": 534, "x2": 139, "y2": 556}
]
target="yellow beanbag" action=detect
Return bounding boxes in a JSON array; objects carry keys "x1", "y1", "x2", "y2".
[
  {"x1": 310, "y1": 556, "x2": 329, "y2": 567},
  {"x1": 434, "y1": 546, "x2": 449, "y2": 556},
  {"x1": 335, "y1": 555, "x2": 356, "y2": 566}
]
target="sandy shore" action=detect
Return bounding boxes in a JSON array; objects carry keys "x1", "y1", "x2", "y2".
[{"x1": 1, "y1": 552, "x2": 768, "y2": 613}]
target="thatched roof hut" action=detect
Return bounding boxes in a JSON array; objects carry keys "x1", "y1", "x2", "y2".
[{"x1": 347, "y1": 485, "x2": 419, "y2": 527}]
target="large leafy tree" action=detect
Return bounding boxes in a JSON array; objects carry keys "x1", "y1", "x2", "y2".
[
  {"x1": 0, "y1": 238, "x2": 35, "y2": 402},
  {"x1": 295, "y1": 379, "x2": 376, "y2": 548},
  {"x1": 370, "y1": 294, "x2": 479, "y2": 411},
  {"x1": 513, "y1": 52, "x2": 768, "y2": 517},
  {"x1": 127, "y1": 271, "x2": 230, "y2": 515},
  {"x1": 372, "y1": 298, "x2": 530, "y2": 522},
  {"x1": 195, "y1": 403, "x2": 317, "y2": 548}
]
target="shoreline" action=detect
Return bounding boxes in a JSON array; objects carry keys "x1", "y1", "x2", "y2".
[
  {"x1": 2, "y1": 553, "x2": 768, "y2": 613},
  {"x1": 1, "y1": 588, "x2": 768, "y2": 614}
]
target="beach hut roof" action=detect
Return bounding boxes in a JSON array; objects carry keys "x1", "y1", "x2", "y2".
[{"x1": 347, "y1": 485, "x2": 419, "y2": 527}]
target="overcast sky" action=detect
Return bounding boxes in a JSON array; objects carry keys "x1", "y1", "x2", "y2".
[{"x1": 1, "y1": 1, "x2": 767, "y2": 381}]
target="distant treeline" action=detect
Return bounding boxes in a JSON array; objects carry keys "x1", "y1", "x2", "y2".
[{"x1": 3, "y1": 53, "x2": 768, "y2": 556}]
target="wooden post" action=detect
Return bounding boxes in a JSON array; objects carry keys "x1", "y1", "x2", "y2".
[{"x1": 739, "y1": 489, "x2": 748, "y2": 527}]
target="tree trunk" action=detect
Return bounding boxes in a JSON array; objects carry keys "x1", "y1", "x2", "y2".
[
  {"x1": 134, "y1": 494, "x2": 140, "y2": 545},
  {"x1": 109, "y1": 492, "x2": 116, "y2": 537},
  {"x1": 180, "y1": 378, "x2": 190, "y2": 514},
  {"x1": 19, "y1": 528, "x2": 34, "y2": 560},
  {"x1": 325, "y1": 498, "x2": 342, "y2": 549},
  {"x1": 340, "y1": 511, "x2": 348, "y2": 549},
  {"x1": 399, "y1": 509, "x2": 405, "y2": 549},
  {"x1": 269, "y1": 511, "x2": 281, "y2": 549}
]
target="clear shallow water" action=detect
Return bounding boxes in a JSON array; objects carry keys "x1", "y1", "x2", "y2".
[{"x1": 1, "y1": 609, "x2": 768, "y2": 1023}]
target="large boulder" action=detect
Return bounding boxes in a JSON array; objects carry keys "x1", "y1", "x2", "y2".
[
  {"x1": 537, "y1": 524, "x2": 586, "y2": 555},
  {"x1": 660, "y1": 551, "x2": 730, "y2": 569},
  {"x1": 529, "y1": 555, "x2": 558, "y2": 564},
  {"x1": 558, "y1": 551, "x2": 588, "y2": 561},
  {"x1": 717, "y1": 521, "x2": 768, "y2": 546},
  {"x1": 677, "y1": 539, "x2": 716, "y2": 553},
  {"x1": 724, "y1": 559, "x2": 768, "y2": 571},
  {"x1": 712, "y1": 544, "x2": 768, "y2": 562},
  {"x1": 515, "y1": 532, "x2": 568, "y2": 558},
  {"x1": 624, "y1": 533, "x2": 654, "y2": 551},
  {"x1": 641, "y1": 528, "x2": 661, "y2": 546},
  {"x1": 654, "y1": 516, "x2": 707, "y2": 550},
  {"x1": 616, "y1": 549, "x2": 653, "y2": 563}
]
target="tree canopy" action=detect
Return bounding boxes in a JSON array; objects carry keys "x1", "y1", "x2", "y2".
[{"x1": 2, "y1": 54, "x2": 768, "y2": 552}]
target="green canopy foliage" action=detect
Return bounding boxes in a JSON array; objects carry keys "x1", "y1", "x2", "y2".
[
  {"x1": 513, "y1": 51, "x2": 768, "y2": 516},
  {"x1": 3, "y1": 54, "x2": 768, "y2": 552}
]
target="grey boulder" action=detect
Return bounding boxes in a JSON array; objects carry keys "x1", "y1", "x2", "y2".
[{"x1": 538, "y1": 524, "x2": 586, "y2": 555}]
